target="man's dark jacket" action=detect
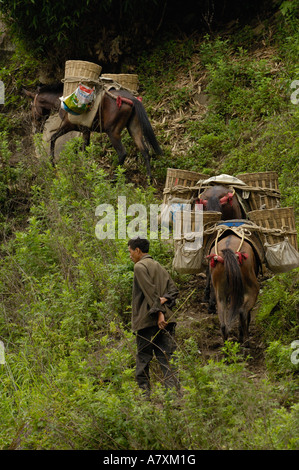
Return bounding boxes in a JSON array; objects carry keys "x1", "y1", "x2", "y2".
[{"x1": 131, "y1": 254, "x2": 179, "y2": 332}]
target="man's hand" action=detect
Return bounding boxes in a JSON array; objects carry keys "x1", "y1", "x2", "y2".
[
  {"x1": 160, "y1": 296, "x2": 168, "y2": 305},
  {"x1": 158, "y1": 311, "x2": 168, "y2": 329}
]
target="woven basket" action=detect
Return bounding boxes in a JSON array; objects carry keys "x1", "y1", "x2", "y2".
[
  {"x1": 202, "y1": 211, "x2": 223, "y2": 255},
  {"x1": 203, "y1": 211, "x2": 222, "y2": 228},
  {"x1": 248, "y1": 207, "x2": 298, "y2": 249},
  {"x1": 63, "y1": 60, "x2": 102, "y2": 97},
  {"x1": 236, "y1": 171, "x2": 280, "y2": 210},
  {"x1": 163, "y1": 168, "x2": 206, "y2": 204},
  {"x1": 178, "y1": 210, "x2": 222, "y2": 234},
  {"x1": 101, "y1": 74, "x2": 139, "y2": 92}
]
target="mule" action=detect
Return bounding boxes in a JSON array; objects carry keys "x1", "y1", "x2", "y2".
[
  {"x1": 23, "y1": 85, "x2": 162, "y2": 180},
  {"x1": 198, "y1": 185, "x2": 246, "y2": 309},
  {"x1": 207, "y1": 233, "x2": 259, "y2": 344}
]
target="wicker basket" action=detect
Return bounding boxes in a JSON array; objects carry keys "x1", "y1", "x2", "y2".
[
  {"x1": 63, "y1": 60, "x2": 102, "y2": 97},
  {"x1": 101, "y1": 74, "x2": 139, "y2": 92},
  {"x1": 201, "y1": 211, "x2": 223, "y2": 256},
  {"x1": 163, "y1": 168, "x2": 206, "y2": 204},
  {"x1": 248, "y1": 207, "x2": 298, "y2": 249},
  {"x1": 203, "y1": 211, "x2": 222, "y2": 228},
  {"x1": 178, "y1": 210, "x2": 222, "y2": 235},
  {"x1": 236, "y1": 171, "x2": 280, "y2": 210}
]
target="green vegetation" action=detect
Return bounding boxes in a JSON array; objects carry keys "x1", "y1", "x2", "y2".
[
  {"x1": 0, "y1": 6, "x2": 298, "y2": 450},
  {"x1": 138, "y1": 27, "x2": 299, "y2": 214},
  {"x1": 0, "y1": 0, "x2": 165, "y2": 64}
]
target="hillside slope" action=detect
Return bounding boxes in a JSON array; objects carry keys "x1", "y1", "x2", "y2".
[{"x1": 0, "y1": 9, "x2": 298, "y2": 451}]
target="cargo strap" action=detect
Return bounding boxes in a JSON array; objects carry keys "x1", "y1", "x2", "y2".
[
  {"x1": 116, "y1": 95, "x2": 134, "y2": 108},
  {"x1": 62, "y1": 77, "x2": 101, "y2": 86},
  {"x1": 104, "y1": 88, "x2": 142, "y2": 109}
]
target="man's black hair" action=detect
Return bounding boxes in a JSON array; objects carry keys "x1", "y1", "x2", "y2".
[{"x1": 128, "y1": 236, "x2": 150, "y2": 253}]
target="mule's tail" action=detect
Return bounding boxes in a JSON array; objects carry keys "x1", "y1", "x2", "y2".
[
  {"x1": 222, "y1": 248, "x2": 244, "y2": 329},
  {"x1": 118, "y1": 90, "x2": 162, "y2": 156},
  {"x1": 133, "y1": 97, "x2": 162, "y2": 155}
]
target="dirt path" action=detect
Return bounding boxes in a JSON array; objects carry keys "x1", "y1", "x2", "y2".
[{"x1": 175, "y1": 274, "x2": 267, "y2": 375}]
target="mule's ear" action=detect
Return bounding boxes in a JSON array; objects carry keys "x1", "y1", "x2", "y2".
[{"x1": 22, "y1": 88, "x2": 35, "y2": 99}]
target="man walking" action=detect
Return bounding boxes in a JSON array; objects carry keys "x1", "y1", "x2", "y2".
[{"x1": 128, "y1": 237, "x2": 179, "y2": 397}]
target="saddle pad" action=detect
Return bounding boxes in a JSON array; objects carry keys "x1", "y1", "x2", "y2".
[{"x1": 217, "y1": 221, "x2": 247, "y2": 227}]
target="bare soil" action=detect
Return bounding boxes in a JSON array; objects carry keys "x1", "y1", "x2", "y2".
[{"x1": 175, "y1": 273, "x2": 268, "y2": 376}]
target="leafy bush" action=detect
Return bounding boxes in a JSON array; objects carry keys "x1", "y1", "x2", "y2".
[{"x1": 256, "y1": 271, "x2": 299, "y2": 344}]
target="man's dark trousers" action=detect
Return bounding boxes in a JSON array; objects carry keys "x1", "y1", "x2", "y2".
[{"x1": 135, "y1": 324, "x2": 179, "y2": 394}]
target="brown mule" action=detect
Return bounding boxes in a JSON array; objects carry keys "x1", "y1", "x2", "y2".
[
  {"x1": 198, "y1": 185, "x2": 246, "y2": 309},
  {"x1": 23, "y1": 85, "x2": 162, "y2": 180},
  {"x1": 207, "y1": 233, "x2": 259, "y2": 344}
]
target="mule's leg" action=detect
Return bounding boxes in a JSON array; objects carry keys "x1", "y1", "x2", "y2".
[
  {"x1": 204, "y1": 267, "x2": 211, "y2": 302},
  {"x1": 238, "y1": 296, "x2": 255, "y2": 345},
  {"x1": 208, "y1": 283, "x2": 217, "y2": 314},
  {"x1": 82, "y1": 128, "x2": 91, "y2": 150},
  {"x1": 205, "y1": 268, "x2": 216, "y2": 314},
  {"x1": 211, "y1": 271, "x2": 228, "y2": 341},
  {"x1": 239, "y1": 273, "x2": 259, "y2": 345},
  {"x1": 238, "y1": 308, "x2": 246, "y2": 344},
  {"x1": 204, "y1": 266, "x2": 216, "y2": 313},
  {"x1": 50, "y1": 125, "x2": 74, "y2": 166},
  {"x1": 217, "y1": 301, "x2": 229, "y2": 341},
  {"x1": 106, "y1": 129, "x2": 127, "y2": 165},
  {"x1": 50, "y1": 128, "x2": 64, "y2": 166},
  {"x1": 127, "y1": 116, "x2": 152, "y2": 181}
]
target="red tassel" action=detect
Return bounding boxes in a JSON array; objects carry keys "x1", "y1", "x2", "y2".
[
  {"x1": 235, "y1": 252, "x2": 248, "y2": 264},
  {"x1": 207, "y1": 251, "x2": 248, "y2": 268},
  {"x1": 198, "y1": 198, "x2": 207, "y2": 207},
  {"x1": 206, "y1": 253, "x2": 224, "y2": 267},
  {"x1": 116, "y1": 95, "x2": 122, "y2": 109},
  {"x1": 219, "y1": 192, "x2": 234, "y2": 206}
]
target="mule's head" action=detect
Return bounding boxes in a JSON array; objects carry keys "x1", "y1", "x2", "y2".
[
  {"x1": 198, "y1": 185, "x2": 243, "y2": 220},
  {"x1": 23, "y1": 88, "x2": 44, "y2": 133},
  {"x1": 23, "y1": 88, "x2": 56, "y2": 133}
]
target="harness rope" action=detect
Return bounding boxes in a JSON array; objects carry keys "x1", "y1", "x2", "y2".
[{"x1": 206, "y1": 226, "x2": 249, "y2": 267}]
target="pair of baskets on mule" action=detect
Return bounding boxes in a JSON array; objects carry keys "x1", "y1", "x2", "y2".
[
  {"x1": 62, "y1": 60, "x2": 139, "y2": 115},
  {"x1": 172, "y1": 211, "x2": 299, "y2": 275},
  {"x1": 166, "y1": 169, "x2": 299, "y2": 274}
]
